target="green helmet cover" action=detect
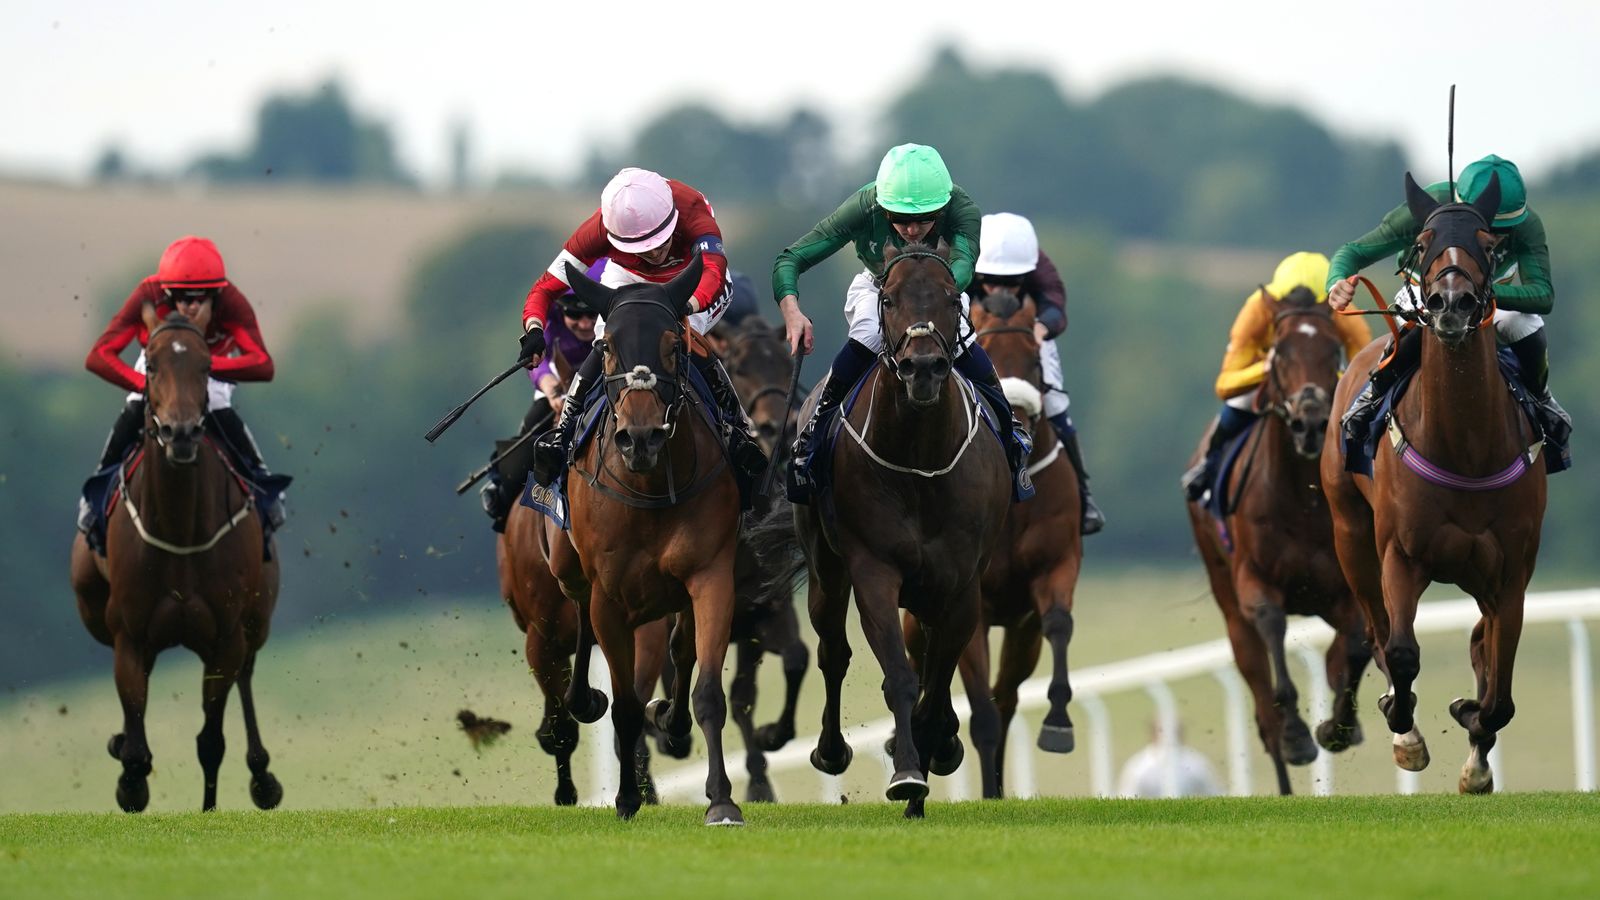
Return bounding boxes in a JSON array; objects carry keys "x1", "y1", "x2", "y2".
[
  {"x1": 1455, "y1": 154, "x2": 1527, "y2": 227},
  {"x1": 875, "y1": 144, "x2": 953, "y2": 215}
]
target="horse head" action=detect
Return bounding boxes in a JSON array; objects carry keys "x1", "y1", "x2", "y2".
[
  {"x1": 1264, "y1": 287, "x2": 1340, "y2": 459},
  {"x1": 564, "y1": 253, "x2": 701, "y2": 473},
  {"x1": 1404, "y1": 171, "x2": 1504, "y2": 347},
  {"x1": 144, "y1": 313, "x2": 212, "y2": 465},
  {"x1": 725, "y1": 317, "x2": 795, "y2": 458},
  {"x1": 878, "y1": 240, "x2": 962, "y2": 407},
  {"x1": 971, "y1": 290, "x2": 1044, "y2": 432}
]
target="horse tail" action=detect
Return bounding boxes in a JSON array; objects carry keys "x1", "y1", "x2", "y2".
[{"x1": 740, "y1": 495, "x2": 806, "y2": 605}]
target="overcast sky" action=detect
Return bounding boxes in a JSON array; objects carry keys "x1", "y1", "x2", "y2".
[{"x1": 6, "y1": 0, "x2": 1599, "y2": 186}]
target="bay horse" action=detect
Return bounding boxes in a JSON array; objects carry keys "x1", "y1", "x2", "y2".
[
  {"x1": 905, "y1": 287, "x2": 1083, "y2": 799},
  {"x1": 1185, "y1": 288, "x2": 1371, "y2": 795},
  {"x1": 68, "y1": 311, "x2": 283, "y2": 812},
  {"x1": 1322, "y1": 172, "x2": 1545, "y2": 793},
  {"x1": 552, "y1": 253, "x2": 746, "y2": 825},
  {"x1": 798, "y1": 241, "x2": 1010, "y2": 817}
]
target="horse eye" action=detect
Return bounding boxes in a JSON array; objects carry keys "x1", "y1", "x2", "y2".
[
  {"x1": 880, "y1": 293, "x2": 894, "y2": 308},
  {"x1": 596, "y1": 340, "x2": 610, "y2": 355}
]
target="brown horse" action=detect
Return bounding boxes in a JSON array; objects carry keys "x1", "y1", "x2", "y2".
[
  {"x1": 1186, "y1": 289, "x2": 1371, "y2": 795},
  {"x1": 551, "y1": 253, "x2": 745, "y2": 825},
  {"x1": 799, "y1": 242, "x2": 1010, "y2": 817},
  {"x1": 1323, "y1": 173, "x2": 1545, "y2": 793},
  {"x1": 69, "y1": 311, "x2": 283, "y2": 812},
  {"x1": 907, "y1": 288, "x2": 1084, "y2": 799}
]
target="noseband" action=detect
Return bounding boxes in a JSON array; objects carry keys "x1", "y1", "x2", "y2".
[
  {"x1": 598, "y1": 296, "x2": 689, "y2": 434},
  {"x1": 1400, "y1": 204, "x2": 1498, "y2": 333},
  {"x1": 875, "y1": 250, "x2": 964, "y2": 378},
  {"x1": 1263, "y1": 306, "x2": 1334, "y2": 425},
  {"x1": 144, "y1": 318, "x2": 211, "y2": 449}
]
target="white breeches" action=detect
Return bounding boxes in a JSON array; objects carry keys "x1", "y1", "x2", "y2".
[
  {"x1": 844, "y1": 269, "x2": 976, "y2": 356},
  {"x1": 1224, "y1": 388, "x2": 1258, "y2": 412},
  {"x1": 127, "y1": 351, "x2": 235, "y2": 409},
  {"x1": 593, "y1": 262, "x2": 732, "y2": 340},
  {"x1": 1039, "y1": 339, "x2": 1070, "y2": 418}
]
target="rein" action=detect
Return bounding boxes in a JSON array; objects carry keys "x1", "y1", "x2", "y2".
[
  {"x1": 121, "y1": 440, "x2": 254, "y2": 555},
  {"x1": 841, "y1": 368, "x2": 982, "y2": 478}
]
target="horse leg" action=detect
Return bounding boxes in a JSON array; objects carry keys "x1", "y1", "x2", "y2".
[
  {"x1": 754, "y1": 602, "x2": 807, "y2": 752},
  {"x1": 563, "y1": 589, "x2": 609, "y2": 724},
  {"x1": 1037, "y1": 603, "x2": 1076, "y2": 754},
  {"x1": 526, "y1": 618, "x2": 579, "y2": 806},
  {"x1": 729, "y1": 639, "x2": 775, "y2": 803},
  {"x1": 1316, "y1": 604, "x2": 1371, "y2": 753},
  {"x1": 1377, "y1": 550, "x2": 1429, "y2": 772},
  {"x1": 235, "y1": 650, "x2": 284, "y2": 810},
  {"x1": 196, "y1": 631, "x2": 246, "y2": 811},
  {"x1": 110, "y1": 634, "x2": 155, "y2": 813},
  {"x1": 591, "y1": 599, "x2": 644, "y2": 820},
  {"x1": 993, "y1": 616, "x2": 1043, "y2": 796},
  {"x1": 1242, "y1": 579, "x2": 1317, "y2": 767},
  {"x1": 646, "y1": 616, "x2": 693, "y2": 760},
  {"x1": 905, "y1": 587, "x2": 983, "y2": 818},
  {"x1": 956, "y1": 624, "x2": 1003, "y2": 799},
  {"x1": 852, "y1": 566, "x2": 923, "y2": 803},
  {"x1": 807, "y1": 552, "x2": 855, "y2": 776},
  {"x1": 1454, "y1": 597, "x2": 1524, "y2": 794},
  {"x1": 1217, "y1": 593, "x2": 1292, "y2": 794},
  {"x1": 687, "y1": 563, "x2": 743, "y2": 826},
  {"x1": 885, "y1": 611, "x2": 926, "y2": 759}
]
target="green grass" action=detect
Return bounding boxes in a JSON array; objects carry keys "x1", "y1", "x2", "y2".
[
  {"x1": 4, "y1": 570, "x2": 1596, "y2": 813},
  {"x1": 2, "y1": 795, "x2": 1598, "y2": 899}
]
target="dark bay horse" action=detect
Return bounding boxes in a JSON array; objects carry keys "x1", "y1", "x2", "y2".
[
  {"x1": 1323, "y1": 173, "x2": 1545, "y2": 793},
  {"x1": 1185, "y1": 289, "x2": 1371, "y2": 795},
  {"x1": 551, "y1": 253, "x2": 745, "y2": 825},
  {"x1": 69, "y1": 311, "x2": 283, "y2": 812},
  {"x1": 798, "y1": 242, "x2": 1010, "y2": 817},
  {"x1": 907, "y1": 289, "x2": 1084, "y2": 799}
]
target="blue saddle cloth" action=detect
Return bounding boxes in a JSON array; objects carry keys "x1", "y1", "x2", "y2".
[
  {"x1": 1342, "y1": 347, "x2": 1569, "y2": 477},
  {"x1": 1202, "y1": 420, "x2": 1261, "y2": 526}
]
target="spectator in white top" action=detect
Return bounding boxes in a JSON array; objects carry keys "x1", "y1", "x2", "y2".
[{"x1": 1117, "y1": 720, "x2": 1224, "y2": 798}]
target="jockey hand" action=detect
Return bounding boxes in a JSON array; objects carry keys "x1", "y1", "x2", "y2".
[
  {"x1": 519, "y1": 323, "x2": 546, "y2": 368},
  {"x1": 683, "y1": 298, "x2": 699, "y2": 318},
  {"x1": 778, "y1": 295, "x2": 814, "y2": 356},
  {"x1": 1327, "y1": 275, "x2": 1358, "y2": 312},
  {"x1": 1033, "y1": 321, "x2": 1048, "y2": 347}
]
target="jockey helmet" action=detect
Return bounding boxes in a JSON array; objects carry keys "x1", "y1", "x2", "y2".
[
  {"x1": 157, "y1": 236, "x2": 228, "y2": 289},
  {"x1": 1455, "y1": 155, "x2": 1527, "y2": 228},
  {"x1": 875, "y1": 144, "x2": 953, "y2": 216},
  {"x1": 976, "y1": 213, "x2": 1039, "y2": 276},
  {"x1": 601, "y1": 167, "x2": 678, "y2": 253},
  {"x1": 1265, "y1": 251, "x2": 1330, "y2": 302}
]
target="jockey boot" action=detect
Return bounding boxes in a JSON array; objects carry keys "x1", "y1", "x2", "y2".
[
  {"x1": 691, "y1": 351, "x2": 769, "y2": 488},
  {"x1": 789, "y1": 339, "x2": 876, "y2": 503},
  {"x1": 484, "y1": 396, "x2": 554, "y2": 532},
  {"x1": 208, "y1": 407, "x2": 288, "y2": 528},
  {"x1": 1048, "y1": 412, "x2": 1104, "y2": 535},
  {"x1": 1341, "y1": 326, "x2": 1422, "y2": 447},
  {"x1": 96, "y1": 398, "x2": 147, "y2": 469},
  {"x1": 1509, "y1": 330, "x2": 1573, "y2": 449},
  {"x1": 1181, "y1": 404, "x2": 1257, "y2": 503},
  {"x1": 955, "y1": 345, "x2": 1035, "y2": 502},
  {"x1": 531, "y1": 349, "x2": 602, "y2": 487}
]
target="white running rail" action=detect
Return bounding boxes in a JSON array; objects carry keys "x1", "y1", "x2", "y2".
[{"x1": 590, "y1": 589, "x2": 1599, "y2": 804}]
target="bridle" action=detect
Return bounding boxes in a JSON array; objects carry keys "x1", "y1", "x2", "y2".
[
  {"x1": 597, "y1": 296, "x2": 690, "y2": 436},
  {"x1": 1261, "y1": 304, "x2": 1336, "y2": 427},
  {"x1": 875, "y1": 250, "x2": 965, "y2": 379},
  {"x1": 144, "y1": 318, "x2": 211, "y2": 451},
  {"x1": 1398, "y1": 203, "x2": 1498, "y2": 334}
]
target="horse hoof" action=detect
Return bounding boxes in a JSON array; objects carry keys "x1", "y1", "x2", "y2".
[
  {"x1": 886, "y1": 770, "x2": 929, "y2": 802},
  {"x1": 1283, "y1": 720, "x2": 1320, "y2": 766},
  {"x1": 745, "y1": 777, "x2": 778, "y2": 804},
  {"x1": 1036, "y1": 724, "x2": 1075, "y2": 754},
  {"x1": 116, "y1": 775, "x2": 149, "y2": 814},
  {"x1": 810, "y1": 742, "x2": 853, "y2": 776},
  {"x1": 1392, "y1": 728, "x2": 1431, "y2": 772},
  {"x1": 571, "y1": 689, "x2": 609, "y2": 724},
  {"x1": 615, "y1": 799, "x2": 641, "y2": 820},
  {"x1": 1459, "y1": 763, "x2": 1494, "y2": 795},
  {"x1": 657, "y1": 732, "x2": 693, "y2": 760},
  {"x1": 554, "y1": 781, "x2": 579, "y2": 807},
  {"x1": 1315, "y1": 719, "x2": 1364, "y2": 753},
  {"x1": 705, "y1": 802, "x2": 745, "y2": 826},
  {"x1": 930, "y1": 736, "x2": 965, "y2": 777},
  {"x1": 1449, "y1": 697, "x2": 1481, "y2": 728},
  {"x1": 645, "y1": 698, "x2": 672, "y2": 729},
  {"x1": 755, "y1": 722, "x2": 795, "y2": 752},
  {"x1": 107, "y1": 734, "x2": 125, "y2": 760},
  {"x1": 249, "y1": 772, "x2": 284, "y2": 810}
]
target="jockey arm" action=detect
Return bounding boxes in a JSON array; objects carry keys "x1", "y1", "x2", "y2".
[
  {"x1": 523, "y1": 211, "x2": 612, "y2": 331},
  {"x1": 209, "y1": 287, "x2": 274, "y2": 381},
  {"x1": 1027, "y1": 249, "x2": 1069, "y2": 338},
  {"x1": 1213, "y1": 289, "x2": 1273, "y2": 400},
  {"x1": 85, "y1": 287, "x2": 151, "y2": 392},
  {"x1": 942, "y1": 185, "x2": 982, "y2": 293},
  {"x1": 1326, "y1": 201, "x2": 1417, "y2": 291},
  {"x1": 1492, "y1": 212, "x2": 1554, "y2": 315},
  {"x1": 772, "y1": 190, "x2": 865, "y2": 303}
]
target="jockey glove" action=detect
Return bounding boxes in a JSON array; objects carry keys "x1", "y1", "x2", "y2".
[{"x1": 519, "y1": 326, "x2": 547, "y2": 363}]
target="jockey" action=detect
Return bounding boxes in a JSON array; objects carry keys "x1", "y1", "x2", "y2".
[
  {"x1": 973, "y1": 212, "x2": 1105, "y2": 533},
  {"x1": 1181, "y1": 252, "x2": 1371, "y2": 502},
  {"x1": 479, "y1": 268, "x2": 602, "y2": 532},
  {"x1": 78, "y1": 235, "x2": 285, "y2": 534},
  {"x1": 1328, "y1": 154, "x2": 1571, "y2": 451},
  {"x1": 775, "y1": 143, "x2": 1036, "y2": 502},
  {"x1": 521, "y1": 167, "x2": 768, "y2": 489}
]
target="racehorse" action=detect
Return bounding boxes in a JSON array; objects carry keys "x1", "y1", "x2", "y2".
[
  {"x1": 797, "y1": 241, "x2": 1010, "y2": 817},
  {"x1": 1186, "y1": 288, "x2": 1371, "y2": 795},
  {"x1": 1322, "y1": 173, "x2": 1545, "y2": 793},
  {"x1": 552, "y1": 253, "x2": 746, "y2": 825},
  {"x1": 906, "y1": 287, "x2": 1083, "y2": 799},
  {"x1": 69, "y1": 311, "x2": 284, "y2": 812}
]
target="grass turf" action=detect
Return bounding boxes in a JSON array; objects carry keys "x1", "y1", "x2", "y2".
[{"x1": 3, "y1": 794, "x2": 1599, "y2": 899}]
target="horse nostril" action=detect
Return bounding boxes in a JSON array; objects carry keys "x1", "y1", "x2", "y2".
[
  {"x1": 1426, "y1": 293, "x2": 1447, "y2": 312},
  {"x1": 615, "y1": 430, "x2": 634, "y2": 452},
  {"x1": 645, "y1": 428, "x2": 669, "y2": 454},
  {"x1": 1290, "y1": 419, "x2": 1307, "y2": 433},
  {"x1": 931, "y1": 358, "x2": 950, "y2": 379}
]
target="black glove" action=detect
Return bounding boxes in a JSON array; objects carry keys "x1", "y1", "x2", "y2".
[{"x1": 519, "y1": 327, "x2": 546, "y2": 363}]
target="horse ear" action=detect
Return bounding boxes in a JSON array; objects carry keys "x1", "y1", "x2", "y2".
[
  {"x1": 1404, "y1": 172, "x2": 1440, "y2": 223},
  {"x1": 563, "y1": 261, "x2": 616, "y2": 317},
  {"x1": 663, "y1": 250, "x2": 704, "y2": 312},
  {"x1": 882, "y1": 242, "x2": 901, "y2": 265},
  {"x1": 934, "y1": 236, "x2": 951, "y2": 260},
  {"x1": 1470, "y1": 172, "x2": 1501, "y2": 227}
]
